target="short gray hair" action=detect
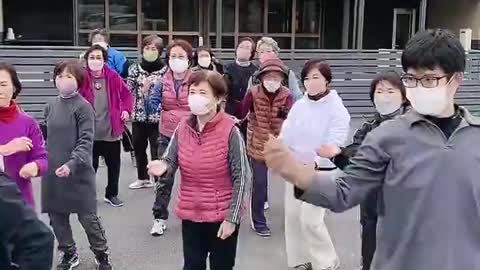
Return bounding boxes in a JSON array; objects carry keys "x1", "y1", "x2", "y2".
[{"x1": 256, "y1": 37, "x2": 280, "y2": 53}]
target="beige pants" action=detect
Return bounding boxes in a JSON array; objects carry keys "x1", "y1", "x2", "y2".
[{"x1": 284, "y1": 180, "x2": 339, "y2": 269}]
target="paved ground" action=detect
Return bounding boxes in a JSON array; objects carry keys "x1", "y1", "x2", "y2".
[{"x1": 33, "y1": 120, "x2": 364, "y2": 270}]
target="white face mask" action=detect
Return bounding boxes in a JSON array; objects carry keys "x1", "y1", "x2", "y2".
[
  {"x1": 263, "y1": 80, "x2": 281, "y2": 93},
  {"x1": 169, "y1": 59, "x2": 189, "y2": 74},
  {"x1": 374, "y1": 96, "x2": 403, "y2": 116},
  {"x1": 406, "y1": 86, "x2": 449, "y2": 116},
  {"x1": 198, "y1": 57, "x2": 212, "y2": 68},
  {"x1": 88, "y1": 59, "x2": 104, "y2": 72},
  {"x1": 188, "y1": 94, "x2": 214, "y2": 116}
]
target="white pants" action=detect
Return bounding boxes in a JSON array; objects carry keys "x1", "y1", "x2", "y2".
[{"x1": 284, "y1": 180, "x2": 339, "y2": 269}]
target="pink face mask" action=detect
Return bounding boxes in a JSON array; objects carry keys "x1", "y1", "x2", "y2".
[
  {"x1": 88, "y1": 59, "x2": 104, "y2": 72},
  {"x1": 56, "y1": 77, "x2": 78, "y2": 96}
]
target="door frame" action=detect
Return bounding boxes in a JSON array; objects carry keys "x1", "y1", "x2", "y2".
[{"x1": 392, "y1": 8, "x2": 417, "y2": 49}]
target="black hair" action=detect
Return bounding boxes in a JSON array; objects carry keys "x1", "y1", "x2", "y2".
[
  {"x1": 193, "y1": 46, "x2": 214, "y2": 66},
  {"x1": 53, "y1": 60, "x2": 85, "y2": 88},
  {"x1": 369, "y1": 71, "x2": 408, "y2": 105},
  {"x1": 300, "y1": 59, "x2": 332, "y2": 84},
  {"x1": 84, "y1": 44, "x2": 108, "y2": 63},
  {"x1": 401, "y1": 29, "x2": 466, "y2": 74},
  {"x1": 0, "y1": 62, "x2": 22, "y2": 99},
  {"x1": 237, "y1": 37, "x2": 256, "y2": 60}
]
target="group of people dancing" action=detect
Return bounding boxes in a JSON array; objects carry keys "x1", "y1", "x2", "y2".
[{"x1": 1, "y1": 27, "x2": 475, "y2": 270}]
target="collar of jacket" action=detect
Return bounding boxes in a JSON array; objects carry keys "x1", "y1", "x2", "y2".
[{"x1": 405, "y1": 105, "x2": 480, "y2": 127}]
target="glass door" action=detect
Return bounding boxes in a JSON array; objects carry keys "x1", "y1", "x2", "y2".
[{"x1": 392, "y1": 8, "x2": 416, "y2": 49}]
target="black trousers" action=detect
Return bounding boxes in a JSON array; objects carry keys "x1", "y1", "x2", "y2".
[
  {"x1": 152, "y1": 134, "x2": 175, "y2": 220},
  {"x1": 132, "y1": 122, "x2": 159, "y2": 180},
  {"x1": 182, "y1": 220, "x2": 239, "y2": 270},
  {"x1": 93, "y1": 140, "x2": 121, "y2": 198},
  {"x1": 360, "y1": 190, "x2": 378, "y2": 270}
]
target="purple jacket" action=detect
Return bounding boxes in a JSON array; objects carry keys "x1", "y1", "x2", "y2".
[
  {"x1": 0, "y1": 113, "x2": 48, "y2": 207},
  {"x1": 80, "y1": 65, "x2": 133, "y2": 138}
]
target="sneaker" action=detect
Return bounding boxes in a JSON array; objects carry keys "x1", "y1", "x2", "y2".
[
  {"x1": 264, "y1": 201, "x2": 270, "y2": 210},
  {"x1": 104, "y1": 196, "x2": 124, "y2": 207},
  {"x1": 254, "y1": 227, "x2": 271, "y2": 237},
  {"x1": 57, "y1": 251, "x2": 80, "y2": 270},
  {"x1": 150, "y1": 219, "x2": 167, "y2": 236},
  {"x1": 95, "y1": 252, "x2": 112, "y2": 270},
  {"x1": 129, "y1": 180, "x2": 154, "y2": 189}
]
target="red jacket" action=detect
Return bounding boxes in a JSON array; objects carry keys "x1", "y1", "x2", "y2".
[
  {"x1": 176, "y1": 112, "x2": 236, "y2": 223},
  {"x1": 160, "y1": 70, "x2": 192, "y2": 137},
  {"x1": 80, "y1": 65, "x2": 133, "y2": 138}
]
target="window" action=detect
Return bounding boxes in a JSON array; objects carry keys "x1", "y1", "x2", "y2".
[
  {"x1": 268, "y1": 0, "x2": 292, "y2": 33},
  {"x1": 173, "y1": 0, "x2": 199, "y2": 31},
  {"x1": 272, "y1": 37, "x2": 291, "y2": 49},
  {"x1": 296, "y1": 0, "x2": 320, "y2": 34},
  {"x1": 110, "y1": 34, "x2": 138, "y2": 47},
  {"x1": 109, "y1": 0, "x2": 137, "y2": 31},
  {"x1": 239, "y1": 0, "x2": 264, "y2": 33},
  {"x1": 79, "y1": 0, "x2": 105, "y2": 30},
  {"x1": 222, "y1": 0, "x2": 236, "y2": 33},
  {"x1": 142, "y1": 0, "x2": 169, "y2": 31},
  {"x1": 295, "y1": 37, "x2": 319, "y2": 49}
]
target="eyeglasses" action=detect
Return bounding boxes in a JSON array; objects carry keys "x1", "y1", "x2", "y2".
[{"x1": 401, "y1": 75, "x2": 450, "y2": 88}]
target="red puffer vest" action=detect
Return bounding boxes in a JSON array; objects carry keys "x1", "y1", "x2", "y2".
[
  {"x1": 247, "y1": 85, "x2": 290, "y2": 161},
  {"x1": 176, "y1": 112, "x2": 236, "y2": 223},
  {"x1": 160, "y1": 70, "x2": 192, "y2": 137}
]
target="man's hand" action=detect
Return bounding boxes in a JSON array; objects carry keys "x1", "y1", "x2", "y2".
[
  {"x1": 147, "y1": 160, "x2": 168, "y2": 177},
  {"x1": 0, "y1": 137, "x2": 33, "y2": 156},
  {"x1": 55, "y1": 165, "x2": 71, "y2": 178},
  {"x1": 19, "y1": 162, "x2": 39, "y2": 179},
  {"x1": 317, "y1": 145, "x2": 341, "y2": 159},
  {"x1": 217, "y1": 220, "x2": 236, "y2": 240}
]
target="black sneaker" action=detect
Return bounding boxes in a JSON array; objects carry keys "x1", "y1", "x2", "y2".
[
  {"x1": 57, "y1": 251, "x2": 79, "y2": 270},
  {"x1": 294, "y1": 263, "x2": 313, "y2": 270},
  {"x1": 254, "y1": 227, "x2": 272, "y2": 237},
  {"x1": 104, "y1": 196, "x2": 124, "y2": 207},
  {"x1": 95, "y1": 252, "x2": 113, "y2": 270}
]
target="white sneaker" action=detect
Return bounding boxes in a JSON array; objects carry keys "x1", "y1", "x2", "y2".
[
  {"x1": 150, "y1": 219, "x2": 167, "y2": 236},
  {"x1": 264, "y1": 202, "x2": 270, "y2": 210},
  {"x1": 129, "y1": 179, "x2": 154, "y2": 189}
]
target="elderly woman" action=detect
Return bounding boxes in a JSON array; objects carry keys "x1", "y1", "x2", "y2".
[
  {"x1": 147, "y1": 39, "x2": 193, "y2": 236},
  {"x1": 43, "y1": 60, "x2": 112, "y2": 270},
  {"x1": 127, "y1": 35, "x2": 167, "y2": 190},
  {"x1": 192, "y1": 46, "x2": 224, "y2": 74},
  {"x1": 148, "y1": 70, "x2": 250, "y2": 270},
  {"x1": 318, "y1": 71, "x2": 409, "y2": 270},
  {"x1": 281, "y1": 59, "x2": 350, "y2": 270},
  {"x1": 0, "y1": 62, "x2": 47, "y2": 207},
  {"x1": 237, "y1": 57, "x2": 294, "y2": 237},
  {"x1": 80, "y1": 44, "x2": 133, "y2": 208}
]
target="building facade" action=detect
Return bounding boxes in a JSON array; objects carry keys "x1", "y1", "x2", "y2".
[{"x1": 0, "y1": 0, "x2": 478, "y2": 50}]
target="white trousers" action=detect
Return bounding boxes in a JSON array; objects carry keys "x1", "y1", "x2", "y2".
[{"x1": 284, "y1": 180, "x2": 339, "y2": 269}]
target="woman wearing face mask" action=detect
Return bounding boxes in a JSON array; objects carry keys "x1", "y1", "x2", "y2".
[
  {"x1": 42, "y1": 61, "x2": 113, "y2": 270},
  {"x1": 280, "y1": 59, "x2": 350, "y2": 270},
  {"x1": 127, "y1": 35, "x2": 167, "y2": 190},
  {"x1": 147, "y1": 70, "x2": 250, "y2": 270},
  {"x1": 237, "y1": 57, "x2": 294, "y2": 237},
  {"x1": 192, "y1": 46, "x2": 224, "y2": 75},
  {"x1": 224, "y1": 37, "x2": 258, "y2": 136},
  {"x1": 79, "y1": 44, "x2": 133, "y2": 208},
  {"x1": 148, "y1": 39, "x2": 193, "y2": 236},
  {"x1": 0, "y1": 63, "x2": 47, "y2": 207},
  {"x1": 317, "y1": 70, "x2": 409, "y2": 270}
]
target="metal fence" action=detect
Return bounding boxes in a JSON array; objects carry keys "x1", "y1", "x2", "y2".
[{"x1": 1, "y1": 46, "x2": 480, "y2": 119}]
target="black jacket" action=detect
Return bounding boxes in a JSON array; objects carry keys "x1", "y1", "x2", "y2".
[
  {"x1": 333, "y1": 106, "x2": 410, "y2": 169},
  {"x1": 0, "y1": 172, "x2": 54, "y2": 270}
]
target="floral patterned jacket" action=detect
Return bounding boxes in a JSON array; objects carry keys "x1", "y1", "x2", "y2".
[{"x1": 127, "y1": 63, "x2": 168, "y2": 123}]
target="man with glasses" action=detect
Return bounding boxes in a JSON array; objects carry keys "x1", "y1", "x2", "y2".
[{"x1": 263, "y1": 29, "x2": 480, "y2": 270}]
